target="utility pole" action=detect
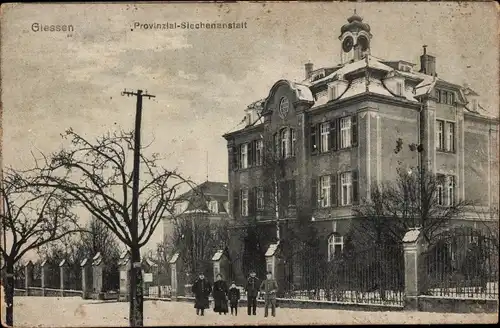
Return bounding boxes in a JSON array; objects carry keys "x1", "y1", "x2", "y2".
[{"x1": 121, "y1": 89, "x2": 155, "y2": 327}]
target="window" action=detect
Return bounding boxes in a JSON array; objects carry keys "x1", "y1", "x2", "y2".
[
  {"x1": 273, "y1": 133, "x2": 279, "y2": 158},
  {"x1": 256, "y1": 187, "x2": 264, "y2": 210},
  {"x1": 279, "y1": 97, "x2": 290, "y2": 118},
  {"x1": 241, "y1": 189, "x2": 249, "y2": 217},
  {"x1": 447, "y1": 176, "x2": 455, "y2": 206},
  {"x1": 255, "y1": 139, "x2": 263, "y2": 166},
  {"x1": 436, "y1": 120, "x2": 444, "y2": 150},
  {"x1": 280, "y1": 128, "x2": 290, "y2": 158},
  {"x1": 240, "y1": 143, "x2": 248, "y2": 169},
  {"x1": 446, "y1": 122, "x2": 455, "y2": 152},
  {"x1": 290, "y1": 129, "x2": 296, "y2": 157},
  {"x1": 396, "y1": 82, "x2": 403, "y2": 96},
  {"x1": 340, "y1": 117, "x2": 352, "y2": 149},
  {"x1": 435, "y1": 89, "x2": 455, "y2": 105},
  {"x1": 328, "y1": 234, "x2": 344, "y2": 261},
  {"x1": 208, "y1": 200, "x2": 218, "y2": 213},
  {"x1": 436, "y1": 175, "x2": 444, "y2": 206},
  {"x1": 319, "y1": 175, "x2": 331, "y2": 208},
  {"x1": 329, "y1": 85, "x2": 338, "y2": 100},
  {"x1": 320, "y1": 122, "x2": 330, "y2": 152},
  {"x1": 223, "y1": 201, "x2": 229, "y2": 213},
  {"x1": 471, "y1": 99, "x2": 478, "y2": 111},
  {"x1": 340, "y1": 172, "x2": 352, "y2": 206}
]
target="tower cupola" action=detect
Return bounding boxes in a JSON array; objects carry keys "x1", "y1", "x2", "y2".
[{"x1": 339, "y1": 10, "x2": 372, "y2": 64}]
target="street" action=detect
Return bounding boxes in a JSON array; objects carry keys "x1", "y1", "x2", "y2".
[{"x1": 2, "y1": 297, "x2": 497, "y2": 326}]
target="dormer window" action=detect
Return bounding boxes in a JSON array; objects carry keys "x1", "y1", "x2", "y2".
[
  {"x1": 208, "y1": 200, "x2": 218, "y2": 213},
  {"x1": 396, "y1": 82, "x2": 403, "y2": 96},
  {"x1": 329, "y1": 85, "x2": 338, "y2": 100}
]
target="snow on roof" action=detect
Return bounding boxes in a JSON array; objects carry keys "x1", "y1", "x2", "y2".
[
  {"x1": 291, "y1": 82, "x2": 314, "y2": 102},
  {"x1": 80, "y1": 259, "x2": 88, "y2": 267},
  {"x1": 92, "y1": 252, "x2": 101, "y2": 261},
  {"x1": 265, "y1": 242, "x2": 280, "y2": 257},
  {"x1": 169, "y1": 252, "x2": 180, "y2": 264},
  {"x1": 120, "y1": 250, "x2": 130, "y2": 260},
  {"x1": 59, "y1": 259, "x2": 67, "y2": 267},
  {"x1": 41, "y1": 260, "x2": 47, "y2": 267},
  {"x1": 211, "y1": 249, "x2": 224, "y2": 261}
]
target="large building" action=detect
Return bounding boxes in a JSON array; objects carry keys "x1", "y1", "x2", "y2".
[
  {"x1": 222, "y1": 12, "x2": 499, "y2": 267},
  {"x1": 162, "y1": 181, "x2": 229, "y2": 245}
]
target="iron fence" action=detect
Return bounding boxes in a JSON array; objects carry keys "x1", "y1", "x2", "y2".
[
  {"x1": 421, "y1": 227, "x2": 499, "y2": 300},
  {"x1": 282, "y1": 243, "x2": 405, "y2": 307}
]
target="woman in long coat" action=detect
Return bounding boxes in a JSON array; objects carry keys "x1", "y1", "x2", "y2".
[
  {"x1": 192, "y1": 273, "x2": 212, "y2": 316},
  {"x1": 212, "y1": 273, "x2": 229, "y2": 315}
]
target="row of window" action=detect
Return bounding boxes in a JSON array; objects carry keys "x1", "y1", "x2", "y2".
[
  {"x1": 273, "y1": 127, "x2": 297, "y2": 159},
  {"x1": 236, "y1": 139, "x2": 264, "y2": 170},
  {"x1": 311, "y1": 115, "x2": 358, "y2": 154},
  {"x1": 436, "y1": 120, "x2": 455, "y2": 152},
  {"x1": 435, "y1": 88, "x2": 455, "y2": 105},
  {"x1": 234, "y1": 181, "x2": 297, "y2": 217},
  {"x1": 312, "y1": 171, "x2": 359, "y2": 208},
  {"x1": 436, "y1": 175, "x2": 456, "y2": 207}
]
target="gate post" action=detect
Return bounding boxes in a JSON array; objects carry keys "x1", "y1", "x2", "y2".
[
  {"x1": 402, "y1": 228, "x2": 427, "y2": 311},
  {"x1": 24, "y1": 261, "x2": 34, "y2": 296},
  {"x1": 40, "y1": 260, "x2": 49, "y2": 296},
  {"x1": 265, "y1": 242, "x2": 284, "y2": 297}
]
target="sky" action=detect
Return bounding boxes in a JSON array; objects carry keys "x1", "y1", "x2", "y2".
[{"x1": 1, "y1": 2, "x2": 498, "y2": 256}]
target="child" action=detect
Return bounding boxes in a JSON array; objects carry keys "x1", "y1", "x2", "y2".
[{"x1": 228, "y1": 281, "x2": 241, "y2": 316}]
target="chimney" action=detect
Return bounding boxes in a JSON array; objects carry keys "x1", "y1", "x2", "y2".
[
  {"x1": 305, "y1": 62, "x2": 314, "y2": 79},
  {"x1": 419, "y1": 45, "x2": 436, "y2": 76}
]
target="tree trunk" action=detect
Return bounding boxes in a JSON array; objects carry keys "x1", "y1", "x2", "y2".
[
  {"x1": 4, "y1": 260, "x2": 14, "y2": 327},
  {"x1": 129, "y1": 246, "x2": 143, "y2": 327}
]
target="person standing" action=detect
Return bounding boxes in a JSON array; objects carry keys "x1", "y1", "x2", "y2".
[
  {"x1": 192, "y1": 272, "x2": 212, "y2": 316},
  {"x1": 228, "y1": 281, "x2": 241, "y2": 316},
  {"x1": 245, "y1": 270, "x2": 260, "y2": 316},
  {"x1": 212, "y1": 273, "x2": 229, "y2": 315},
  {"x1": 259, "y1": 271, "x2": 278, "y2": 318}
]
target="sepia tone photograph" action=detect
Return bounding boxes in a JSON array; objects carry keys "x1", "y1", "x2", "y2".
[{"x1": 0, "y1": 1, "x2": 498, "y2": 326}]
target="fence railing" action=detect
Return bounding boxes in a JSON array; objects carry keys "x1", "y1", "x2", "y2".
[
  {"x1": 421, "y1": 227, "x2": 499, "y2": 300},
  {"x1": 280, "y1": 244, "x2": 405, "y2": 307}
]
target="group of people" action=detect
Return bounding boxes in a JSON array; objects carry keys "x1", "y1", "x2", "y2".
[{"x1": 191, "y1": 270, "x2": 279, "y2": 318}]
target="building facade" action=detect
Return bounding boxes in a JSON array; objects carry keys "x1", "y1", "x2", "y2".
[{"x1": 223, "y1": 13, "x2": 499, "y2": 266}]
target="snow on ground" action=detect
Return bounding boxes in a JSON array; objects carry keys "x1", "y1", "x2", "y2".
[{"x1": 1, "y1": 296, "x2": 497, "y2": 327}]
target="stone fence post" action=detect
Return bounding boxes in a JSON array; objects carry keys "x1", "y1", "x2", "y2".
[
  {"x1": 402, "y1": 228, "x2": 428, "y2": 311},
  {"x1": 168, "y1": 252, "x2": 181, "y2": 298},
  {"x1": 265, "y1": 242, "x2": 282, "y2": 297},
  {"x1": 118, "y1": 251, "x2": 130, "y2": 302},
  {"x1": 92, "y1": 252, "x2": 104, "y2": 300},
  {"x1": 40, "y1": 260, "x2": 49, "y2": 296},
  {"x1": 81, "y1": 258, "x2": 92, "y2": 299},
  {"x1": 25, "y1": 261, "x2": 34, "y2": 296},
  {"x1": 59, "y1": 259, "x2": 69, "y2": 296}
]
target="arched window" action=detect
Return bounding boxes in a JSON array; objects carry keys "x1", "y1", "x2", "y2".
[
  {"x1": 280, "y1": 128, "x2": 289, "y2": 158},
  {"x1": 328, "y1": 234, "x2": 344, "y2": 262}
]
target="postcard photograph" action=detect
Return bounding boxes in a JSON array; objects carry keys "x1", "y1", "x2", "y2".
[{"x1": 0, "y1": 1, "x2": 498, "y2": 327}]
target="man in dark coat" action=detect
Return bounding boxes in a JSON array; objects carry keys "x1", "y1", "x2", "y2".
[
  {"x1": 212, "y1": 273, "x2": 229, "y2": 315},
  {"x1": 192, "y1": 272, "x2": 212, "y2": 316},
  {"x1": 244, "y1": 270, "x2": 260, "y2": 315}
]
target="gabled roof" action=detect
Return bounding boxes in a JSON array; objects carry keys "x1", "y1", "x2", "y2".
[
  {"x1": 212, "y1": 249, "x2": 224, "y2": 261},
  {"x1": 169, "y1": 252, "x2": 180, "y2": 264}
]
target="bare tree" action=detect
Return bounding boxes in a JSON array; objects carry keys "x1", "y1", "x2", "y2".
[
  {"x1": 26, "y1": 128, "x2": 191, "y2": 327},
  {"x1": 0, "y1": 167, "x2": 79, "y2": 326},
  {"x1": 353, "y1": 166, "x2": 472, "y2": 245},
  {"x1": 170, "y1": 213, "x2": 231, "y2": 280}
]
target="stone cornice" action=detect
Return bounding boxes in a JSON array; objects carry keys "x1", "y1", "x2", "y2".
[{"x1": 464, "y1": 111, "x2": 499, "y2": 125}]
